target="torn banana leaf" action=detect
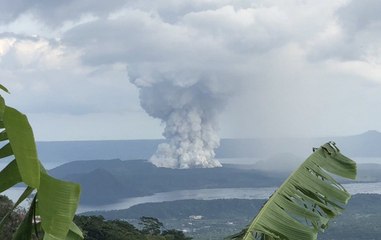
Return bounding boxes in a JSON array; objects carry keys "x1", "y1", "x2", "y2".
[{"x1": 226, "y1": 142, "x2": 356, "y2": 240}]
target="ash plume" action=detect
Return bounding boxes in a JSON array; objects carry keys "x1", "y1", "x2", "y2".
[{"x1": 130, "y1": 69, "x2": 231, "y2": 169}]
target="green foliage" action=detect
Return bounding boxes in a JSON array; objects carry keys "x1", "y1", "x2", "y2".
[
  {"x1": 0, "y1": 195, "x2": 25, "y2": 239},
  {"x1": 227, "y1": 142, "x2": 357, "y2": 240},
  {"x1": 12, "y1": 196, "x2": 36, "y2": 239},
  {"x1": 3, "y1": 106, "x2": 40, "y2": 188},
  {"x1": 74, "y1": 215, "x2": 192, "y2": 240},
  {"x1": 0, "y1": 84, "x2": 82, "y2": 240},
  {"x1": 161, "y1": 229, "x2": 193, "y2": 240},
  {"x1": 74, "y1": 215, "x2": 145, "y2": 240},
  {"x1": 139, "y1": 216, "x2": 164, "y2": 235}
]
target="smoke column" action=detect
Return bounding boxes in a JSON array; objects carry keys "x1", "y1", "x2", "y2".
[{"x1": 130, "y1": 70, "x2": 229, "y2": 169}]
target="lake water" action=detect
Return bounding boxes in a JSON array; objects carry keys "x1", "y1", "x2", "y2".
[
  {"x1": 4, "y1": 182, "x2": 381, "y2": 213},
  {"x1": 3, "y1": 157, "x2": 381, "y2": 213},
  {"x1": 218, "y1": 157, "x2": 381, "y2": 165},
  {"x1": 78, "y1": 182, "x2": 381, "y2": 213}
]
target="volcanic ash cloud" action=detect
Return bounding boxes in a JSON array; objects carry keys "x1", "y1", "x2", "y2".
[{"x1": 130, "y1": 74, "x2": 229, "y2": 169}]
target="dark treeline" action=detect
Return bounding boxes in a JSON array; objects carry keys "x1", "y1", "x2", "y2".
[{"x1": 0, "y1": 195, "x2": 192, "y2": 240}]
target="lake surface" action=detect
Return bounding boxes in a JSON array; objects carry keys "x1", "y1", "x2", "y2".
[
  {"x1": 3, "y1": 157, "x2": 381, "y2": 213},
  {"x1": 4, "y1": 182, "x2": 381, "y2": 213},
  {"x1": 78, "y1": 182, "x2": 381, "y2": 213},
  {"x1": 218, "y1": 157, "x2": 381, "y2": 165},
  {"x1": 2, "y1": 156, "x2": 377, "y2": 172}
]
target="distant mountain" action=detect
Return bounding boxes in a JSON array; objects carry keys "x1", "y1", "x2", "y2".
[
  {"x1": 253, "y1": 153, "x2": 302, "y2": 173},
  {"x1": 71, "y1": 168, "x2": 129, "y2": 204},
  {"x1": 49, "y1": 159, "x2": 127, "y2": 178},
  {"x1": 328, "y1": 130, "x2": 381, "y2": 157},
  {"x1": 37, "y1": 131, "x2": 381, "y2": 164},
  {"x1": 45, "y1": 130, "x2": 381, "y2": 205},
  {"x1": 50, "y1": 157, "x2": 381, "y2": 206},
  {"x1": 49, "y1": 160, "x2": 284, "y2": 205}
]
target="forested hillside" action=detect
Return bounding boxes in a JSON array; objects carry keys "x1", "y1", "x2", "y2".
[{"x1": 84, "y1": 194, "x2": 381, "y2": 240}]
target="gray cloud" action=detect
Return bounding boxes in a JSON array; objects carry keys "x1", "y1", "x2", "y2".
[
  {"x1": 0, "y1": 0, "x2": 126, "y2": 25},
  {"x1": 337, "y1": 0, "x2": 381, "y2": 33},
  {"x1": 62, "y1": 10, "x2": 232, "y2": 66},
  {"x1": 1, "y1": 0, "x2": 381, "y2": 141},
  {"x1": 124, "y1": 0, "x2": 254, "y2": 23},
  {"x1": 307, "y1": 0, "x2": 381, "y2": 61},
  {"x1": 0, "y1": 32, "x2": 39, "y2": 41},
  {"x1": 0, "y1": 34, "x2": 139, "y2": 117},
  {"x1": 0, "y1": 1, "x2": 33, "y2": 22}
]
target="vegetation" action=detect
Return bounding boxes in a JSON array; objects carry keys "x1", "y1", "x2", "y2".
[
  {"x1": 73, "y1": 215, "x2": 191, "y2": 240},
  {"x1": 0, "y1": 195, "x2": 25, "y2": 239},
  {"x1": 226, "y1": 142, "x2": 357, "y2": 240},
  {"x1": 0, "y1": 84, "x2": 82, "y2": 239},
  {"x1": 139, "y1": 216, "x2": 164, "y2": 235},
  {"x1": 80, "y1": 194, "x2": 381, "y2": 240},
  {"x1": 73, "y1": 215, "x2": 144, "y2": 240},
  {"x1": 0, "y1": 195, "x2": 192, "y2": 240}
]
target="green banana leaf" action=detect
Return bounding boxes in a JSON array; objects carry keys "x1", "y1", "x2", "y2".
[
  {"x1": 3, "y1": 106, "x2": 40, "y2": 188},
  {"x1": 65, "y1": 223, "x2": 84, "y2": 240},
  {"x1": 37, "y1": 173, "x2": 81, "y2": 240},
  {"x1": 0, "y1": 84, "x2": 9, "y2": 94},
  {"x1": 226, "y1": 142, "x2": 356, "y2": 240},
  {"x1": 0, "y1": 187, "x2": 34, "y2": 230},
  {"x1": 12, "y1": 196, "x2": 36, "y2": 240},
  {"x1": 0, "y1": 94, "x2": 83, "y2": 240},
  {"x1": 0, "y1": 160, "x2": 22, "y2": 192}
]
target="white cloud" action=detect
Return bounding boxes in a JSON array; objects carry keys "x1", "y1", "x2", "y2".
[
  {"x1": 0, "y1": 35, "x2": 140, "y2": 123},
  {"x1": 0, "y1": 0, "x2": 381, "y2": 140},
  {"x1": 328, "y1": 59, "x2": 381, "y2": 82}
]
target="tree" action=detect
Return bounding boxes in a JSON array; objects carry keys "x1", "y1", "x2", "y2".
[
  {"x1": 0, "y1": 84, "x2": 83, "y2": 240},
  {"x1": 74, "y1": 215, "x2": 146, "y2": 240},
  {"x1": 73, "y1": 215, "x2": 194, "y2": 240},
  {"x1": 139, "y1": 216, "x2": 192, "y2": 239},
  {"x1": 162, "y1": 229, "x2": 193, "y2": 240},
  {"x1": 226, "y1": 142, "x2": 357, "y2": 240},
  {"x1": 139, "y1": 216, "x2": 164, "y2": 235},
  {"x1": 0, "y1": 195, "x2": 25, "y2": 239}
]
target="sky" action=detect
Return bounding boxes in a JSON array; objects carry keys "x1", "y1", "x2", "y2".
[{"x1": 0, "y1": 0, "x2": 380, "y2": 141}]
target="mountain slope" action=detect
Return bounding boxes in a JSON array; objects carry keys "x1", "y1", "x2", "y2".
[{"x1": 50, "y1": 160, "x2": 283, "y2": 205}]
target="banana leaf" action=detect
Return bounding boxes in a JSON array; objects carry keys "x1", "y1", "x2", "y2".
[
  {"x1": 3, "y1": 106, "x2": 40, "y2": 188},
  {"x1": 0, "y1": 160, "x2": 22, "y2": 192},
  {"x1": 12, "y1": 196, "x2": 36, "y2": 240},
  {"x1": 0, "y1": 84, "x2": 9, "y2": 94},
  {"x1": 226, "y1": 142, "x2": 356, "y2": 240},
  {"x1": 65, "y1": 223, "x2": 84, "y2": 240},
  {"x1": 0, "y1": 94, "x2": 83, "y2": 240},
  {"x1": 37, "y1": 173, "x2": 81, "y2": 240}
]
